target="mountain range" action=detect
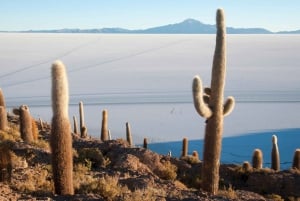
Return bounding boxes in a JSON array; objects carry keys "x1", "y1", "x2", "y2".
[{"x1": 6, "y1": 18, "x2": 300, "y2": 34}]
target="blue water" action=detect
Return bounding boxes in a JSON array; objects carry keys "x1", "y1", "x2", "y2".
[{"x1": 148, "y1": 128, "x2": 300, "y2": 170}]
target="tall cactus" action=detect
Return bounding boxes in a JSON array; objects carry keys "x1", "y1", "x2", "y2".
[
  {"x1": 50, "y1": 60, "x2": 73, "y2": 195},
  {"x1": 271, "y1": 135, "x2": 280, "y2": 171},
  {"x1": 0, "y1": 89, "x2": 7, "y2": 131},
  {"x1": 192, "y1": 9, "x2": 235, "y2": 194},
  {"x1": 101, "y1": 109, "x2": 109, "y2": 141},
  {"x1": 252, "y1": 149, "x2": 263, "y2": 169}
]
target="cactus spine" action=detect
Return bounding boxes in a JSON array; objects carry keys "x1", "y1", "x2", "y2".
[
  {"x1": 126, "y1": 122, "x2": 133, "y2": 147},
  {"x1": 292, "y1": 149, "x2": 300, "y2": 169},
  {"x1": 50, "y1": 60, "x2": 73, "y2": 195},
  {"x1": 101, "y1": 109, "x2": 109, "y2": 141},
  {"x1": 192, "y1": 9, "x2": 235, "y2": 194},
  {"x1": 181, "y1": 138, "x2": 188, "y2": 158},
  {"x1": 0, "y1": 89, "x2": 7, "y2": 131},
  {"x1": 252, "y1": 149, "x2": 263, "y2": 169},
  {"x1": 271, "y1": 135, "x2": 280, "y2": 171},
  {"x1": 79, "y1": 101, "x2": 87, "y2": 138}
]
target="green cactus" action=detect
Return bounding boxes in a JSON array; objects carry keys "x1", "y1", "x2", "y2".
[
  {"x1": 79, "y1": 101, "x2": 87, "y2": 138},
  {"x1": 192, "y1": 9, "x2": 235, "y2": 194},
  {"x1": 0, "y1": 89, "x2": 7, "y2": 131},
  {"x1": 252, "y1": 149, "x2": 263, "y2": 169},
  {"x1": 271, "y1": 135, "x2": 280, "y2": 171},
  {"x1": 126, "y1": 122, "x2": 133, "y2": 147},
  {"x1": 50, "y1": 60, "x2": 74, "y2": 195},
  {"x1": 292, "y1": 149, "x2": 300, "y2": 169},
  {"x1": 101, "y1": 109, "x2": 109, "y2": 141},
  {"x1": 181, "y1": 138, "x2": 188, "y2": 158}
]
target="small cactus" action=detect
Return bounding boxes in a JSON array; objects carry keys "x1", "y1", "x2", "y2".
[
  {"x1": 192, "y1": 9, "x2": 235, "y2": 194},
  {"x1": 242, "y1": 161, "x2": 252, "y2": 172},
  {"x1": 192, "y1": 151, "x2": 200, "y2": 161},
  {"x1": 39, "y1": 118, "x2": 44, "y2": 131},
  {"x1": 126, "y1": 122, "x2": 133, "y2": 147},
  {"x1": 181, "y1": 138, "x2": 188, "y2": 158},
  {"x1": 292, "y1": 149, "x2": 300, "y2": 169},
  {"x1": 13, "y1": 106, "x2": 38, "y2": 142},
  {"x1": 143, "y1": 138, "x2": 148, "y2": 149},
  {"x1": 271, "y1": 135, "x2": 280, "y2": 171},
  {"x1": 73, "y1": 116, "x2": 79, "y2": 135},
  {"x1": 108, "y1": 129, "x2": 112, "y2": 140},
  {"x1": 79, "y1": 101, "x2": 87, "y2": 138},
  {"x1": 19, "y1": 105, "x2": 34, "y2": 143},
  {"x1": 252, "y1": 149, "x2": 263, "y2": 169},
  {"x1": 100, "y1": 109, "x2": 109, "y2": 141},
  {"x1": 50, "y1": 60, "x2": 73, "y2": 195}
]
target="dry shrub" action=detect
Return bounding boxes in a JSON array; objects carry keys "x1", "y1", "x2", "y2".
[
  {"x1": 0, "y1": 123, "x2": 20, "y2": 142},
  {"x1": 31, "y1": 138, "x2": 50, "y2": 151},
  {"x1": 218, "y1": 184, "x2": 237, "y2": 199},
  {"x1": 74, "y1": 148, "x2": 108, "y2": 169},
  {"x1": 73, "y1": 169, "x2": 129, "y2": 201},
  {"x1": 265, "y1": 194, "x2": 284, "y2": 201},
  {"x1": 154, "y1": 160, "x2": 177, "y2": 181},
  {"x1": 181, "y1": 155, "x2": 200, "y2": 164},
  {"x1": 14, "y1": 165, "x2": 53, "y2": 194},
  {"x1": 122, "y1": 187, "x2": 167, "y2": 201}
]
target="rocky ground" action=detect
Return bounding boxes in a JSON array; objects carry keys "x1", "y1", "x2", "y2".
[{"x1": 0, "y1": 114, "x2": 299, "y2": 201}]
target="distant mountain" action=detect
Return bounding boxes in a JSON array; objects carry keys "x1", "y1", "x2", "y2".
[
  {"x1": 13, "y1": 19, "x2": 298, "y2": 34},
  {"x1": 277, "y1": 30, "x2": 300, "y2": 34}
]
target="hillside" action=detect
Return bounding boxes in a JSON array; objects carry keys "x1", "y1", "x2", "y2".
[{"x1": 0, "y1": 113, "x2": 299, "y2": 200}]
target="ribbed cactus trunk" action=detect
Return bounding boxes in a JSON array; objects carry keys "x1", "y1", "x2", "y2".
[
  {"x1": 0, "y1": 89, "x2": 7, "y2": 131},
  {"x1": 192, "y1": 9, "x2": 235, "y2": 194},
  {"x1": 181, "y1": 138, "x2": 188, "y2": 158},
  {"x1": 101, "y1": 109, "x2": 109, "y2": 141},
  {"x1": 271, "y1": 135, "x2": 280, "y2": 171},
  {"x1": 50, "y1": 60, "x2": 73, "y2": 195},
  {"x1": 19, "y1": 105, "x2": 34, "y2": 143}
]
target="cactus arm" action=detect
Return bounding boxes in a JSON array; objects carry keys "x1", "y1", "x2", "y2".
[
  {"x1": 223, "y1": 96, "x2": 235, "y2": 116},
  {"x1": 192, "y1": 76, "x2": 212, "y2": 119}
]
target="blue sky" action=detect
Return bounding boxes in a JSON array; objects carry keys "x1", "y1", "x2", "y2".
[{"x1": 1, "y1": 0, "x2": 299, "y2": 31}]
